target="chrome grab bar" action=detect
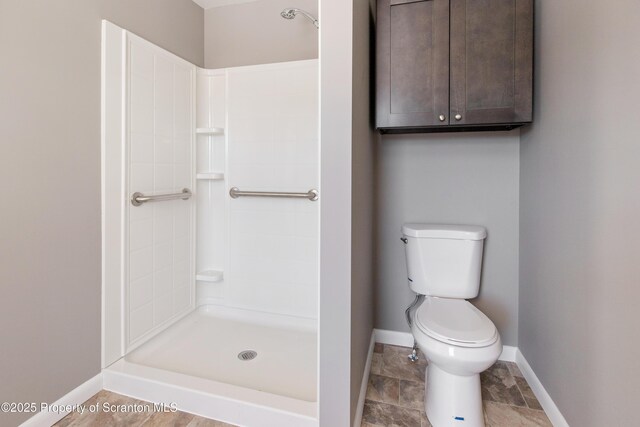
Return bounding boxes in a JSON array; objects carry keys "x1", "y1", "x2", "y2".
[
  {"x1": 131, "y1": 188, "x2": 192, "y2": 207},
  {"x1": 229, "y1": 187, "x2": 319, "y2": 201}
]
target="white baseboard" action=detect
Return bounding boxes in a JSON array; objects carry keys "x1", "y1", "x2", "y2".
[
  {"x1": 516, "y1": 349, "x2": 569, "y2": 427},
  {"x1": 353, "y1": 331, "x2": 375, "y2": 427},
  {"x1": 373, "y1": 328, "x2": 517, "y2": 362},
  {"x1": 498, "y1": 345, "x2": 517, "y2": 362},
  {"x1": 374, "y1": 328, "x2": 414, "y2": 348},
  {"x1": 20, "y1": 374, "x2": 103, "y2": 427}
]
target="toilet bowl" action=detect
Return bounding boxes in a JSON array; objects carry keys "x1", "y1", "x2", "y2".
[
  {"x1": 411, "y1": 297, "x2": 502, "y2": 427},
  {"x1": 401, "y1": 224, "x2": 502, "y2": 427}
]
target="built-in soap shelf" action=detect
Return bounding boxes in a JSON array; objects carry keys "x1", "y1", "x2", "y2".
[
  {"x1": 196, "y1": 269, "x2": 223, "y2": 283},
  {"x1": 196, "y1": 127, "x2": 224, "y2": 135},
  {"x1": 195, "y1": 69, "x2": 226, "y2": 305},
  {"x1": 196, "y1": 172, "x2": 224, "y2": 180}
]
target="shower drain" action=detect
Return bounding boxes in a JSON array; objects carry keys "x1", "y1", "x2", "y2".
[{"x1": 237, "y1": 350, "x2": 258, "y2": 361}]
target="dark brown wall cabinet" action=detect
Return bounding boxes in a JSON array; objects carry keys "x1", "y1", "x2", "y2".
[{"x1": 376, "y1": 0, "x2": 533, "y2": 133}]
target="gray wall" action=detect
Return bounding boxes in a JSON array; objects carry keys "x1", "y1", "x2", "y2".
[
  {"x1": 0, "y1": 1, "x2": 203, "y2": 425},
  {"x1": 318, "y1": 0, "x2": 357, "y2": 424},
  {"x1": 519, "y1": 0, "x2": 640, "y2": 425},
  {"x1": 204, "y1": 0, "x2": 318, "y2": 68},
  {"x1": 350, "y1": 0, "x2": 376, "y2": 424},
  {"x1": 376, "y1": 132, "x2": 520, "y2": 346}
]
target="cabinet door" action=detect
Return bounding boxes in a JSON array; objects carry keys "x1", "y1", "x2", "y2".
[
  {"x1": 377, "y1": 0, "x2": 450, "y2": 129},
  {"x1": 450, "y1": 0, "x2": 533, "y2": 126}
]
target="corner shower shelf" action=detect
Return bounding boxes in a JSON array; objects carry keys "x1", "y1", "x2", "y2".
[
  {"x1": 196, "y1": 270, "x2": 223, "y2": 283},
  {"x1": 196, "y1": 127, "x2": 225, "y2": 135},
  {"x1": 196, "y1": 172, "x2": 225, "y2": 180}
]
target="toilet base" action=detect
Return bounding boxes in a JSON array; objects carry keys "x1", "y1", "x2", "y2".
[{"x1": 425, "y1": 364, "x2": 485, "y2": 427}]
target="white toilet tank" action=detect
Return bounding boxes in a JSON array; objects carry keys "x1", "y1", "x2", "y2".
[{"x1": 401, "y1": 224, "x2": 487, "y2": 298}]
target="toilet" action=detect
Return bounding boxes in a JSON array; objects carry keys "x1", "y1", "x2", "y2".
[{"x1": 401, "y1": 224, "x2": 502, "y2": 427}]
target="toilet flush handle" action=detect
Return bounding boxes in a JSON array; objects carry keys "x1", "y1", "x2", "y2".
[{"x1": 400, "y1": 237, "x2": 408, "y2": 244}]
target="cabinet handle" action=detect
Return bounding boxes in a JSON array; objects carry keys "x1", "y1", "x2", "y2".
[
  {"x1": 438, "y1": 114, "x2": 446, "y2": 122},
  {"x1": 455, "y1": 114, "x2": 462, "y2": 121}
]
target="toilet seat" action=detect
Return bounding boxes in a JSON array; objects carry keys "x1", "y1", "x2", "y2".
[{"x1": 415, "y1": 297, "x2": 498, "y2": 348}]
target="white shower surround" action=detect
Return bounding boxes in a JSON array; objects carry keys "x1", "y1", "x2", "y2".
[
  {"x1": 225, "y1": 61, "x2": 319, "y2": 319},
  {"x1": 194, "y1": 61, "x2": 319, "y2": 319},
  {"x1": 126, "y1": 32, "x2": 197, "y2": 350},
  {"x1": 102, "y1": 20, "x2": 319, "y2": 426}
]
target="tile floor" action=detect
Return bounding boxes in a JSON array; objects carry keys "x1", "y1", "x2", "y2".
[
  {"x1": 362, "y1": 344, "x2": 552, "y2": 427},
  {"x1": 55, "y1": 390, "x2": 235, "y2": 427},
  {"x1": 56, "y1": 343, "x2": 552, "y2": 427}
]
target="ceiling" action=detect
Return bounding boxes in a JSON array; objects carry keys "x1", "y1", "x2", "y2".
[{"x1": 192, "y1": 0, "x2": 259, "y2": 9}]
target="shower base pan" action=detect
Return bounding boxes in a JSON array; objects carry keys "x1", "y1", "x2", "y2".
[{"x1": 103, "y1": 305, "x2": 318, "y2": 427}]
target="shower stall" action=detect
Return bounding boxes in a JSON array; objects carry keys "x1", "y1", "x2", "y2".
[{"x1": 101, "y1": 20, "x2": 319, "y2": 426}]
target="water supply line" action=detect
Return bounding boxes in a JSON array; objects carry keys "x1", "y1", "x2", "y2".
[{"x1": 405, "y1": 294, "x2": 424, "y2": 362}]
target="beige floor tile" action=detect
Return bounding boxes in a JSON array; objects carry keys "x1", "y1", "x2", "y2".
[
  {"x1": 362, "y1": 400, "x2": 423, "y2": 427},
  {"x1": 186, "y1": 416, "x2": 237, "y2": 427},
  {"x1": 481, "y1": 361, "x2": 527, "y2": 407},
  {"x1": 514, "y1": 376, "x2": 543, "y2": 410},
  {"x1": 484, "y1": 401, "x2": 552, "y2": 427},
  {"x1": 366, "y1": 374, "x2": 400, "y2": 404},
  {"x1": 371, "y1": 353, "x2": 383, "y2": 375},
  {"x1": 55, "y1": 391, "x2": 237, "y2": 427},
  {"x1": 507, "y1": 361, "x2": 524, "y2": 378},
  {"x1": 54, "y1": 390, "x2": 115, "y2": 426},
  {"x1": 381, "y1": 345, "x2": 427, "y2": 383},
  {"x1": 56, "y1": 391, "x2": 154, "y2": 427},
  {"x1": 398, "y1": 380, "x2": 424, "y2": 410},
  {"x1": 140, "y1": 410, "x2": 194, "y2": 426}
]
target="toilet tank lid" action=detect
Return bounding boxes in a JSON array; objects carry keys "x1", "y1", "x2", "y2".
[{"x1": 402, "y1": 224, "x2": 487, "y2": 240}]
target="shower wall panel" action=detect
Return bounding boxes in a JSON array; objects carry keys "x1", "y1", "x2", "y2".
[
  {"x1": 195, "y1": 69, "x2": 227, "y2": 303},
  {"x1": 226, "y1": 60, "x2": 319, "y2": 320},
  {"x1": 126, "y1": 35, "x2": 196, "y2": 349}
]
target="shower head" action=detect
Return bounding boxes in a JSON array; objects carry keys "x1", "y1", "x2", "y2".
[
  {"x1": 280, "y1": 8, "x2": 297, "y2": 19},
  {"x1": 280, "y1": 8, "x2": 319, "y2": 29}
]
